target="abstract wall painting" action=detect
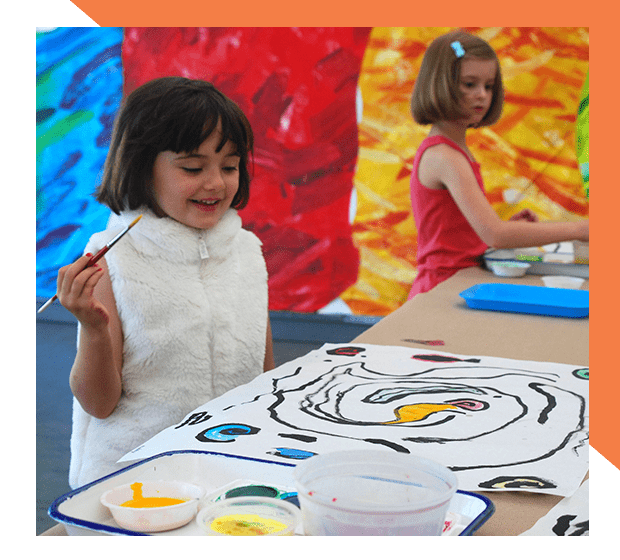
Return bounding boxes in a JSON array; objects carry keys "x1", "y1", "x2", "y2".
[
  {"x1": 342, "y1": 27, "x2": 590, "y2": 314},
  {"x1": 122, "y1": 344, "x2": 589, "y2": 497},
  {"x1": 36, "y1": 28, "x2": 589, "y2": 314},
  {"x1": 36, "y1": 27, "x2": 123, "y2": 296},
  {"x1": 121, "y1": 27, "x2": 372, "y2": 313}
]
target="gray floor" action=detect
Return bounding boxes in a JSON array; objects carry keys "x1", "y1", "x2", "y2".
[{"x1": 36, "y1": 302, "x2": 377, "y2": 534}]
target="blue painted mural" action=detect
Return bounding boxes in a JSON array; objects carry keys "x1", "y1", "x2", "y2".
[{"x1": 36, "y1": 27, "x2": 123, "y2": 297}]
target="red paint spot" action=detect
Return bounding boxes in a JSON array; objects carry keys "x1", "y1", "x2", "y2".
[{"x1": 332, "y1": 497, "x2": 337, "y2": 502}]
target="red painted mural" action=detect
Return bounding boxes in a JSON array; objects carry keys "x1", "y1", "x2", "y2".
[{"x1": 122, "y1": 27, "x2": 372, "y2": 312}]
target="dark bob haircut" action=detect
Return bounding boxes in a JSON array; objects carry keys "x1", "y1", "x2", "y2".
[
  {"x1": 411, "y1": 30, "x2": 504, "y2": 128},
  {"x1": 96, "y1": 77, "x2": 254, "y2": 214}
]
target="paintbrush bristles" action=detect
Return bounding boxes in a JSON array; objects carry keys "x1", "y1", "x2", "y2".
[{"x1": 129, "y1": 214, "x2": 143, "y2": 228}]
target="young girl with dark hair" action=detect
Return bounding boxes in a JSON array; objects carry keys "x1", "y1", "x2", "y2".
[{"x1": 56, "y1": 77, "x2": 274, "y2": 487}]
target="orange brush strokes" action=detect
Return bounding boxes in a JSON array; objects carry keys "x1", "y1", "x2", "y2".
[
  {"x1": 515, "y1": 163, "x2": 589, "y2": 215},
  {"x1": 503, "y1": 93, "x2": 564, "y2": 109},
  {"x1": 514, "y1": 146, "x2": 580, "y2": 169},
  {"x1": 351, "y1": 211, "x2": 411, "y2": 233},
  {"x1": 341, "y1": 27, "x2": 588, "y2": 316}
]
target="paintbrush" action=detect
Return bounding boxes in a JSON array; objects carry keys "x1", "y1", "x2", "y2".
[{"x1": 37, "y1": 214, "x2": 142, "y2": 314}]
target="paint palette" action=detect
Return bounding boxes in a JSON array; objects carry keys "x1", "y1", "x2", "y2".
[{"x1": 49, "y1": 451, "x2": 494, "y2": 536}]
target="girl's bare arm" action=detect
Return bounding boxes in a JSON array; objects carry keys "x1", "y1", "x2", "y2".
[
  {"x1": 57, "y1": 255, "x2": 124, "y2": 418},
  {"x1": 424, "y1": 145, "x2": 589, "y2": 248}
]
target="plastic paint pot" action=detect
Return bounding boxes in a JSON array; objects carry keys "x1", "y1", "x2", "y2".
[
  {"x1": 224, "y1": 485, "x2": 280, "y2": 499},
  {"x1": 294, "y1": 449, "x2": 458, "y2": 536},
  {"x1": 196, "y1": 496, "x2": 301, "y2": 536}
]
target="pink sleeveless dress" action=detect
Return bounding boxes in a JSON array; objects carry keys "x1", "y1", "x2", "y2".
[{"x1": 408, "y1": 136, "x2": 488, "y2": 299}]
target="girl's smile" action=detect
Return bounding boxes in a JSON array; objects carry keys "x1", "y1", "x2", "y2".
[
  {"x1": 151, "y1": 124, "x2": 240, "y2": 230},
  {"x1": 191, "y1": 198, "x2": 222, "y2": 211}
]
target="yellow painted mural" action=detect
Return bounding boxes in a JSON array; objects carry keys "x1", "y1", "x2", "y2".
[{"x1": 341, "y1": 27, "x2": 589, "y2": 315}]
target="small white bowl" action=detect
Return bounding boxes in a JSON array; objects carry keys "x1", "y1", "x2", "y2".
[
  {"x1": 196, "y1": 496, "x2": 301, "y2": 536},
  {"x1": 541, "y1": 276, "x2": 585, "y2": 289},
  {"x1": 489, "y1": 261, "x2": 531, "y2": 278},
  {"x1": 100, "y1": 480, "x2": 204, "y2": 533}
]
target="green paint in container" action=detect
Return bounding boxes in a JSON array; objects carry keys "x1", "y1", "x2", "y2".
[{"x1": 224, "y1": 485, "x2": 280, "y2": 499}]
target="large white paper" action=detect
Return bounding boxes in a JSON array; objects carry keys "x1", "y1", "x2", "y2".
[
  {"x1": 520, "y1": 479, "x2": 589, "y2": 535},
  {"x1": 121, "y1": 344, "x2": 589, "y2": 496}
]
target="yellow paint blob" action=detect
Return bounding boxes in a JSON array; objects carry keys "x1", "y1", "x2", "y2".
[
  {"x1": 120, "y1": 482, "x2": 187, "y2": 508},
  {"x1": 383, "y1": 403, "x2": 458, "y2": 424},
  {"x1": 210, "y1": 513, "x2": 288, "y2": 535}
]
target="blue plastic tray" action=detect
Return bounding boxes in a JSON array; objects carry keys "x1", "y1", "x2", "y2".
[{"x1": 459, "y1": 283, "x2": 589, "y2": 318}]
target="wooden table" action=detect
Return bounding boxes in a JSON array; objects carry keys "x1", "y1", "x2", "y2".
[
  {"x1": 352, "y1": 266, "x2": 589, "y2": 536},
  {"x1": 40, "y1": 266, "x2": 588, "y2": 536}
]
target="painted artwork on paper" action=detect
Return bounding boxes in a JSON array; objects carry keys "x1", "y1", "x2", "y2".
[
  {"x1": 37, "y1": 27, "x2": 589, "y2": 314},
  {"x1": 520, "y1": 479, "x2": 589, "y2": 535},
  {"x1": 122, "y1": 344, "x2": 589, "y2": 497}
]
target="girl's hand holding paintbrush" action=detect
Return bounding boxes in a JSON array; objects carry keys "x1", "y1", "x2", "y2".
[
  {"x1": 39, "y1": 215, "x2": 142, "y2": 419},
  {"x1": 38, "y1": 214, "x2": 141, "y2": 314},
  {"x1": 57, "y1": 245, "x2": 127, "y2": 419},
  {"x1": 56, "y1": 253, "x2": 110, "y2": 328},
  {"x1": 61, "y1": 249, "x2": 125, "y2": 419}
]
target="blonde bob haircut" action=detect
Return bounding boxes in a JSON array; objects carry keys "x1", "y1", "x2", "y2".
[{"x1": 411, "y1": 30, "x2": 504, "y2": 127}]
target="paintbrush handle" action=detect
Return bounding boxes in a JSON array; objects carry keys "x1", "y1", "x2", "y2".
[
  {"x1": 37, "y1": 215, "x2": 141, "y2": 314},
  {"x1": 37, "y1": 294, "x2": 58, "y2": 313},
  {"x1": 86, "y1": 245, "x2": 110, "y2": 267}
]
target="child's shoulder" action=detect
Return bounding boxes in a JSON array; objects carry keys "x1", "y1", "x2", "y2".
[
  {"x1": 422, "y1": 134, "x2": 465, "y2": 152},
  {"x1": 418, "y1": 137, "x2": 476, "y2": 187},
  {"x1": 421, "y1": 136, "x2": 470, "y2": 164}
]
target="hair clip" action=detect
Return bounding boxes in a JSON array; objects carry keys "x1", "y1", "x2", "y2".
[{"x1": 451, "y1": 41, "x2": 465, "y2": 58}]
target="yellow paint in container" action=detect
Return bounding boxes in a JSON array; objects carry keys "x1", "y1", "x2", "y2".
[
  {"x1": 210, "y1": 513, "x2": 288, "y2": 535},
  {"x1": 120, "y1": 482, "x2": 187, "y2": 508},
  {"x1": 196, "y1": 496, "x2": 301, "y2": 536}
]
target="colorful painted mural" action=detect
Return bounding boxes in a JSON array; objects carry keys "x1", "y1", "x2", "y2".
[
  {"x1": 36, "y1": 27, "x2": 123, "y2": 296},
  {"x1": 36, "y1": 27, "x2": 589, "y2": 315},
  {"x1": 576, "y1": 72, "x2": 589, "y2": 200},
  {"x1": 340, "y1": 27, "x2": 589, "y2": 314},
  {"x1": 121, "y1": 27, "x2": 371, "y2": 312}
]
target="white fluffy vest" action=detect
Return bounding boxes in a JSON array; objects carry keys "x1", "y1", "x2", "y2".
[{"x1": 69, "y1": 208, "x2": 268, "y2": 488}]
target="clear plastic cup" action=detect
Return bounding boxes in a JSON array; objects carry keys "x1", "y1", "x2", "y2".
[
  {"x1": 294, "y1": 450, "x2": 457, "y2": 536},
  {"x1": 196, "y1": 497, "x2": 301, "y2": 536}
]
